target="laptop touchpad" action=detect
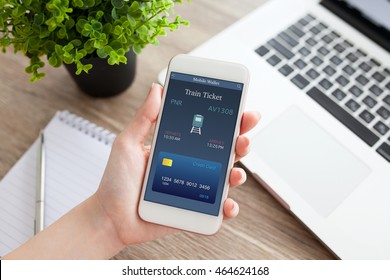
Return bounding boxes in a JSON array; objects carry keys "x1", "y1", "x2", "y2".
[{"x1": 253, "y1": 106, "x2": 371, "y2": 217}]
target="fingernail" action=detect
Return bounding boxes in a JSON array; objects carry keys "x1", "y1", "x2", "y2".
[{"x1": 233, "y1": 201, "x2": 239, "y2": 214}]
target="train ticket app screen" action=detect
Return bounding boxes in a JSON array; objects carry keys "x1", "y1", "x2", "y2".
[{"x1": 144, "y1": 72, "x2": 243, "y2": 216}]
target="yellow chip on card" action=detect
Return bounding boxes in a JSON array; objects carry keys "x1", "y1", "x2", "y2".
[{"x1": 162, "y1": 158, "x2": 173, "y2": 167}]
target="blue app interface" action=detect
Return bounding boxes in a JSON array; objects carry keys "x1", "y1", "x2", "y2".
[{"x1": 144, "y1": 72, "x2": 243, "y2": 216}]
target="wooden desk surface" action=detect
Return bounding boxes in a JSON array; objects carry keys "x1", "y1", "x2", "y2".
[{"x1": 0, "y1": 0, "x2": 334, "y2": 259}]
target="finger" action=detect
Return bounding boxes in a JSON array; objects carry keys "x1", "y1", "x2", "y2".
[
  {"x1": 144, "y1": 145, "x2": 151, "y2": 151},
  {"x1": 229, "y1": 167, "x2": 247, "y2": 188},
  {"x1": 123, "y1": 83, "x2": 163, "y2": 143},
  {"x1": 235, "y1": 135, "x2": 250, "y2": 162},
  {"x1": 240, "y1": 111, "x2": 261, "y2": 135},
  {"x1": 223, "y1": 198, "x2": 239, "y2": 220},
  {"x1": 144, "y1": 145, "x2": 152, "y2": 157}
]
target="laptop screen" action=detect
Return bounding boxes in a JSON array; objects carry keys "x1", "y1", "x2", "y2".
[
  {"x1": 322, "y1": 0, "x2": 390, "y2": 52},
  {"x1": 344, "y1": 0, "x2": 390, "y2": 31}
]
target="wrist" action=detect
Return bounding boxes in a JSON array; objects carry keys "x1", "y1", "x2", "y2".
[
  {"x1": 3, "y1": 193, "x2": 126, "y2": 259},
  {"x1": 89, "y1": 193, "x2": 126, "y2": 258}
]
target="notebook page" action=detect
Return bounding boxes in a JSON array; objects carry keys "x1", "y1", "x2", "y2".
[
  {"x1": 0, "y1": 140, "x2": 38, "y2": 255},
  {"x1": 0, "y1": 111, "x2": 114, "y2": 256}
]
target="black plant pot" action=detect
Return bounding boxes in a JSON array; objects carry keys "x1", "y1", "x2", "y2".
[{"x1": 64, "y1": 51, "x2": 136, "y2": 98}]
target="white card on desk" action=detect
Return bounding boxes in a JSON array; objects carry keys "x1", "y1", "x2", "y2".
[{"x1": 0, "y1": 111, "x2": 115, "y2": 256}]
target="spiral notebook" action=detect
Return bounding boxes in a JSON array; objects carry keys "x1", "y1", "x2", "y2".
[{"x1": 0, "y1": 111, "x2": 116, "y2": 256}]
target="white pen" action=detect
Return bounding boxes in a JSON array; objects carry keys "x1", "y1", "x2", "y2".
[{"x1": 35, "y1": 130, "x2": 45, "y2": 234}]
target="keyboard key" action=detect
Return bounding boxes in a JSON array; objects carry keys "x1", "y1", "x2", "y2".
[
  {"x1": 306, "y1": 37, "x2": 317, "y2": 47},
  {"x1": 321, "y1": 34, "x2": 333, "y2": 44},
  {"x1": 356, "y1": 74, "x2": 369, "y2": 86},
  {"x1": 332, "y1": 89, "x2": 346, "y2": 101},
  {"x1": 336, "y1": 75, "x2": 349, "y2": 86},
  {"x1": 311, "y1": 56, "x2": 323, "y2": 66},
  {"x1": 386, "y1": 81, "x2": 390, "y2": 90},
  {"x1": 298, "y1": 18, "x2": 309, "y2": 26},
  {"x1": 343, "y1": 40, "x2": 353, "y2": 47},
  {"x1": 318, "y1": 46, "x2": 330, "y2": 56},
  {"x1": 294, "y1": 59, "x2": 307, "y2": 69},
  {"x1": 306, "y1": 68, "x2": 320, "y2": 79},
  {"x1": 377, "y1": 106, "x2": 390, "y2": 120},
  {"x1": 334, "y1": 43, "x2": 345, "y2": 53},
  {"x1": 377, "y1": 142, "x2": 390, "y2": 162},
  {"x1": 278, "y1": 32, "x2": 298, "y2": 47},
  {"x1": 307, "y1": 87, "x2": 379, "y2": 146},
  {"x1": 369, "y1": 84, "x2": 383, "y2": 96},
  {"x1": 289, "y1": 24, "x2": 305, "y2": 38},
  {"x1": 268, "y1": 39, "x2": 294, "y2": 59},
  {"x1": 310, "y1": 26, "x2": 321, "y2": 35},
  {"x1": 349, "y1": 85, "x2": 363, "y2": 97},
  {"x1": 372, "y1": 71, "x2": 385, "y2": 83},
  {"x1": 373, "y1": 121, "x2": 389, "y2": 135},
  {"x1": 266, "y1": 54, "x2": 281, "y2": 66},
  {"x1": 323, "y1": 65, "x2": 336, "y2": 76},
  {"x1": 370, "y1": 58, "x2": 381, "y2": 67},
  {"x1": 299, "y1": 46, "x2": 310, "y2": 56},
  {"x1": 304, "y1": 14, "x2": 316, "y2": 22},
  {"x1": 358, "y1": 61, "x2": 372, "y2": 72},
  {"x1": 255, "y1": 45, "x2": 270, "y2": 56},
  {"x1": 330, "y1": 31, "x2": 341, "y2": 38},
  {"x1": 342, "y1": 65, "x2": 355, "y2": 76},
  {"x1": 384, "y1": 95, "x2": 390, "y2": 106},
  {"x1": 345, "y1": 99, "x2": 361, "y2": 112},
  {"x1": 319, "y1": 78, "x2": 332, "y2": 90},
  {"x1": 279, "y1": 64, "x2": 294, "y2": 76},
  {"x1": 316, "y1": 23, "x2": 328, "y2": 30},
  {"x1": 356, "y1": 49, "x2": 367, "y2": 57},
  {"x1": 384, "y1": 68, "x2": 390, "y2": 75},
  {"x1": 291, "y1": 74, "x2": 309, "y2": 89},
  {"x1": 330, "y1": 55, "x2": 342, "y2": 65},
  {"x1": 359, "y1": 110, "x2": 375, "y2": 124},
  {"x1": 346, "y1": 52, "x2": 358, "y2": 63},
  {"x1": 362, "y1": 96, "x2": 377, "y2": 108}
]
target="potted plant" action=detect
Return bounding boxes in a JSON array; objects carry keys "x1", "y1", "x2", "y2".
[{"x1": 0, "y1": 0, "x2": 189, "y2": 97}]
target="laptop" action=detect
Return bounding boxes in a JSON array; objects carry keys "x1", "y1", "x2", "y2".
[{"x1": 159, "y1": 0, "x2": 390, "y2": 259}]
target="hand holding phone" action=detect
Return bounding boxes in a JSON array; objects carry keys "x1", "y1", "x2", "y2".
[{"x1": 139, "y1": 54, "x2": 250, "y2": 235}]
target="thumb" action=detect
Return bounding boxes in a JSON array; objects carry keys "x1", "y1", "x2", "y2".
[{"x1": 123, "y1": 83, "x2": 163, "y2": 144}]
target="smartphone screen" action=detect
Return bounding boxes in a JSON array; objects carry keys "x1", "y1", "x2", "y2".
[{"x1": 143, "y1": 72, "x2": 244, "y2": 216}]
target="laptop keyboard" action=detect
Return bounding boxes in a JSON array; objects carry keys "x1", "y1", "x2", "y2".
[{"x1": 255, "y1": 14, "x2": 390, "y2": 163}]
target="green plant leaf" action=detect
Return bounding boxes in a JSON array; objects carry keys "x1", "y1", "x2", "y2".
[
  {"x1": 128, "y1": 1, "x2": 139, "y2": 14},
  {"x1": 111, "y1": 8, "x2": 118, "y2": 20},
  {"x1": 111, "y1": 0, "x2": 124, "y2": 9},
  {"x1": 12, "y1": 6, "x2": 27, "y2": 18},
  {"x1": 137, "y1": 25, "x2": 148, "y2": 34},
  {"x1": 132, "y1": 44, "x2": 142, "y2": 54},
  {"x1": 91, "y1": 20, "x2": 103, "y2": 31},
  {"x1": 58, "y1": 27, "x2": 68, "y2": 38},
  {"x1": 71, "y1": 39, "x2": 82, "y2": 47},
  {"x1": 48, "y1": 55, "x2": 60, "y2": 67},
  {"x1": 96, "y1": 47, "x2": 108, "y2": 58},
  {"x1": 73, "y1": 0, "x2": 84, "y2": 8},
  {"x1": 33, "y1": 13, "x2": 45, "y2": 26},
  {"x1": 109, "y1": 39, "x2": 122, "y2": 50},
  {"x1": 43, "y1": 41, "x2": 56, "y2": 52}
]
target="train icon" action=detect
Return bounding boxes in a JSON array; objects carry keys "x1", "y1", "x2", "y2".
[{"x1": 190, "y1": 114, "x2": 204, "y2": 135}]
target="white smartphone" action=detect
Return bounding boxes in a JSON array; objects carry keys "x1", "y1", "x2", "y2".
[{"x1": 138, "y1": 54, "x2": 249, "y2": 235}]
